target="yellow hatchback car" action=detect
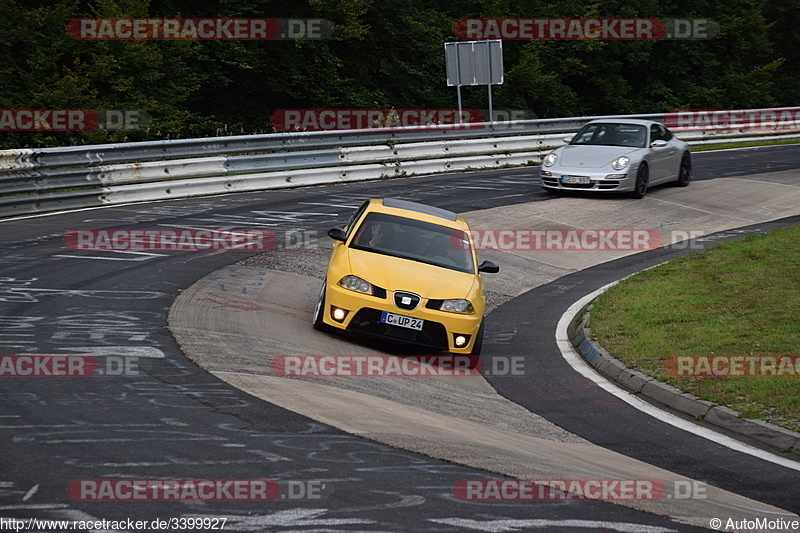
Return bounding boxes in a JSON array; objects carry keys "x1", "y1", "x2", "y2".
[{"x1": 312, "y1": 198, "x2": 499, "y2": 358}]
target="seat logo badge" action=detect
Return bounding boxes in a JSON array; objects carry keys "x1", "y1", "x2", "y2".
[{"x1": 401, "y1": 296, "x2": 411, "y2": 305}]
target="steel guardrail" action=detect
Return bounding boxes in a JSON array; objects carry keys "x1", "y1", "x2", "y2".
[{"x1": 1, "y1": 108, "x2": 798, "y2": 217}]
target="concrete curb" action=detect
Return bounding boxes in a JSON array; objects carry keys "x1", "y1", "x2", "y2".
[{"x1": 568, "y1": 303, "x2": 800, "y2": 458}]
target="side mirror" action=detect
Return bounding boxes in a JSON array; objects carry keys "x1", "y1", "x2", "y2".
[
  {"x1": 562, "y1": 136, "x2": 574, "y2": 144},
  {"x1": 478, "y1": 260, "x2": 499, "y2": 274},
  {"x1": 327, "y1": 228, "x2": 346, "y2": 242},
  {"x1": 650, "y1": 139, "x2": 668, "y2": 147}
]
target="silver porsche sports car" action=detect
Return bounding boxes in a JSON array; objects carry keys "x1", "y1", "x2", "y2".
[{"x1": 539, "y1": 119, "x2": 692, "y2": 198}]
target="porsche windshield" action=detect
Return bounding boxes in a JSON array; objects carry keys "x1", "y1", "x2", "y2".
[
  {"x1": 349, "y1": 212, "x2": 474, "y2": 274},
  {"x1": 570, "y1": 123, "x2": 648, "y2": 148}
]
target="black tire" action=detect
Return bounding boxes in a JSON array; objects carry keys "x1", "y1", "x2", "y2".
[
  {"x1": 312, "y1": 282, "x2": 334, "y2": 333},
  {"x1": 629, "y1": 163, "x2": 649, "y2": 199},
  {"x1": 543, "y1": 186, "x2": 563, "y2": 196},
  {"x1": 674, "y1": 153, "x2": 692, "y2": 187}
]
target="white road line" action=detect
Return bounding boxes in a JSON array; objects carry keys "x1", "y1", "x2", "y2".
[
  {"x1": 111, "y1": 250, "x2": 167, "y2": 256},
  {"x1": 22, "y1": 485, "x2": 38, "y2": 501},
  {"x1": 556, "y1": 280, "x2": 800, "y2": 473},
  {"x1": 490, "y1": 193, "x2": 527, "y2": 199},
  {"x1": 59, "y1": 346, "x2": 165, "y2": 358},
  {"x1": 53, "y1": 252, "x2": 164, "y2": 261}
]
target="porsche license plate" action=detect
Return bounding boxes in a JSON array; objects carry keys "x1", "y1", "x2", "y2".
[
  {"x1": 381, "y1": 312, "x2": 424, "y2": 331},
  {"x1": 561, "y1": 175, "x2": 591, "y2": 184}
]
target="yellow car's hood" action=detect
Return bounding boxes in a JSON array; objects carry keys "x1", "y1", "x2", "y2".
[{"x1": 346, "y1": 248, "x2": 477, "y2": 299}]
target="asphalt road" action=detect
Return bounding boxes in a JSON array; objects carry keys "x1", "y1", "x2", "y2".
[
  {"x1": 485, "y1": 215, "x2": 800, "y2": 513},
  {"x1": 0, "y1": 144, "x2": 798, "y2": 532}
]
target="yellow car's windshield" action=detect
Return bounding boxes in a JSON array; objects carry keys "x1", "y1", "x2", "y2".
[{"x1": 350, "y1": 212, "x2": 475, "y2": 274}]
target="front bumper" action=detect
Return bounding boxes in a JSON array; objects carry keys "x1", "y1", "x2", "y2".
[
  {"x1": 540, "y1": 167, "x2": 637, "y2": 192},
  {"x1": 322, "y1": 283, "x2": 482, "y2": 353}
]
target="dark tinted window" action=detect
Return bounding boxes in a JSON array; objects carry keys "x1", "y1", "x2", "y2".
[
  {"x1": 350, "y1": 212, "x2": 474, "y2": 274},
  {"x1": 650, "y1": 124, "x2": 662, "y2": 142},
  {"x1": 651, "y1": 124, "x2": 672, "y2": 142},
  {"x1": 571, "y1": 123, "x2": 647, "y2": 148}
]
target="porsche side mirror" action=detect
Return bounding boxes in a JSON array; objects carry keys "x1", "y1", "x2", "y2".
[{"x1": 650, "y1": 140, "x2": 668, "y2": 147}]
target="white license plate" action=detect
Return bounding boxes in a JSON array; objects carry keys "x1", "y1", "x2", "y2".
[
  {"x1": 561, "y1": 175, "x2": 591, "y2": 184},
  {"x1": 380, "y1": 312, "x2": 424, "y2": 331}
]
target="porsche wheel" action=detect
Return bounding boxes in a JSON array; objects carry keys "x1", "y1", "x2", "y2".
[
  {"x1": 674, "y1": 153, "x2": 692, "y2": 187},
  {"x1": 630, "y1": 163, "x2": 649, "y2": 199}
]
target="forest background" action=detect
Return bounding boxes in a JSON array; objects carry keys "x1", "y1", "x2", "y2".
[{"x1": 1, "y1": 0, "x2": 797, "y2": 147}]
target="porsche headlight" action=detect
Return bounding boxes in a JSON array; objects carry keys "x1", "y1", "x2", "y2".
[
  {"x1": 441, "y1": 299, "x2": 474, "y2": 314},
  {"x1": 543, "y1": 153, "x2": 558, "y2": 167},
  {"x1": 338, "y1": 275, "x2": 373, "y2": 294},
  {"x1": 612, "y1": 156, "x2": 630, "y2": 170}
]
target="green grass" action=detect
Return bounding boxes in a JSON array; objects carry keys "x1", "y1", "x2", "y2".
[
  {"x1": 591, "y1": 225, "x2": 800, "y2": 432},
  {"x1": 690, "y1": 139, "x2": 800, "y2": 152}
]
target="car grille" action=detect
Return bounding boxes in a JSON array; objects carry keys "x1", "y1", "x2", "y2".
[
  {"x1": 373, "y1": 286, "x2": 387, "y2": 298},
  {"x1": 426, "y1": 299, "x2": 444, "y2": 310},
  {"x1": 393, "y1": 291, "x2": 420, "y2": 311},
  {"x1": 541, "y1": 176, "x2": 561, "y2": 187},
  {"x1": 542, "y1": 177, "x2": 621, "y2": 190},
  {"x1": 595, "y1": 180, "x2": 621, "y2": 190},
  {"x1": 348, "y1": 308, "x2": 449, "y2": 350}
]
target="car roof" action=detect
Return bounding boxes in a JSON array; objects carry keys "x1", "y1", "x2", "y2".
[
  {"x1": 584, "y1": 118, "x2": 660, "y2": 127},
  {"x1": 379, "y1": 198, "x2": 459, "y2": 222}
]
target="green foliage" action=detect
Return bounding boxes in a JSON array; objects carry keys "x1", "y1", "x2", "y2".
[
  {"x1": 0, "y1": 0, "x2": 796, "y2": 147},
  {"x1": 591, "y1": 224, "x2": 800, "y2": 432}
]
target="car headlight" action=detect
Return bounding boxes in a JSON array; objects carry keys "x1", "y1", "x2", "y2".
[
  {"x1": 543, "y1": 153, "x2": 558, "y2": 167},
  {"x1": 612, "y1": 156, "x2": 630, "y2": 170},
  {"x1": 441, "y1": 299, "x2": 474, "y2": 314},
  {"x1": 338, "y1": 275, "x2": 373, "y2": 294}
]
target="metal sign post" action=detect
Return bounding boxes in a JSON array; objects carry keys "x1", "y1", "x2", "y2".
[{"x1": 445, "y1": 40, "x2": 504, "y2": 124}]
